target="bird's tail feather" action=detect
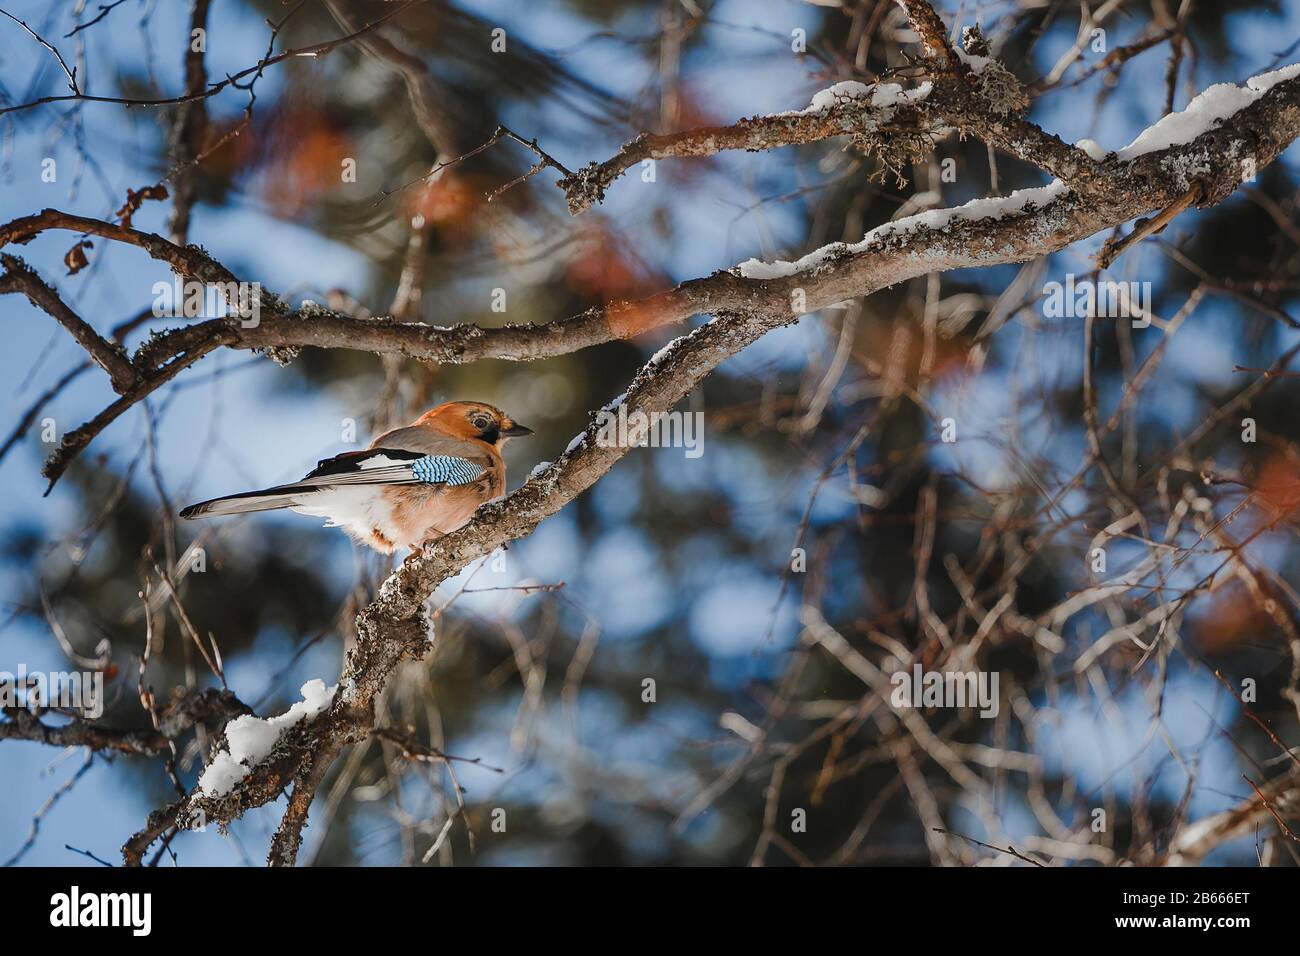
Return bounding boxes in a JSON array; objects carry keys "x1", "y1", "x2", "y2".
[{"x1": 179, "y1": 484, "x2": 315, "y2": 519}]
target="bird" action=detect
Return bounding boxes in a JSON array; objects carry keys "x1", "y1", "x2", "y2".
[{"x1": 179, "y1": 401, "x2": 532, "y2": 554}]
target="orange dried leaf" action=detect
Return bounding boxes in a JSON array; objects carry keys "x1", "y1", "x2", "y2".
[{"x1": 64, "y1": 240, "x2": 91, "y2": 275}]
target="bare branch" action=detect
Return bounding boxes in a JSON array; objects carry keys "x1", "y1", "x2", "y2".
[
  {"x1": 0, "y1": 255, "x2": 136, "y2": 392},
  {"x1": 0, "y1": 0, "x2": 420, "y2": 118},
  {"x1": 0, "y1": 7, "x2": 79, "y2": 94},
  {"x1": 1167, "y1": 770, "x2": 1300, "y2": 864},
  {"x1": 165, "y1": 0, "x2": 213, "y2": 246},
  {"x1": 0, "y1": 688, "x2": 248, "y2": 755}
]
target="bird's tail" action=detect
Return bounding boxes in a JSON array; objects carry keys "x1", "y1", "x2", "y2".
[
  {"x1": 179, "y1": 451, "x2": 467, "y2": 520},
  {"x1": 179, "y1": 484, "x2": 311, "y2": 519}
]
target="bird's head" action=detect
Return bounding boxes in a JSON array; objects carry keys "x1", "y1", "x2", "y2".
[{"x1": 420, "y1": 401, "x2": 533, "y2": 448}]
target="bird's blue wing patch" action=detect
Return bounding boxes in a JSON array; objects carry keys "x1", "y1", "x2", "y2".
[
  {"x1": 299, "y1": 450, "x2": 484, "y2": 487},
  {"x1": 411, "y1": 455, "x2": 485, "y2": 486}
]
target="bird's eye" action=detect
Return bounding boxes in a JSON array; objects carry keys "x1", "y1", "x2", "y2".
[{"x1": 472, "y1": 415, "x2": 491, "y2": 430}]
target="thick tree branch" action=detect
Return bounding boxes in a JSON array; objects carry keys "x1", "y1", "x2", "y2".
[
  {"x1": 552, "y1": 5, "x2": 1299, "y2": 216},
  {"x1": 1, "y1": 708, "x2": 168, "y2": 755},
  {"x1": 0, "y1": 208, "x2": 244, "y2": 286},
  {"x1": 550, "y1": 65, "x2": 1101, "y2": 214}
]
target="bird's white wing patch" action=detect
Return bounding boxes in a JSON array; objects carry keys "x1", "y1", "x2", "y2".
[{"x1": 357, "y1": 455, "x2": 407, "y2": 469}]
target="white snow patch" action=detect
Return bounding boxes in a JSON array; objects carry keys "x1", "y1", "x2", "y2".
[
  {"x1": 1247, "y1": 62, "x2": 1300, "y2": 92},
  {"x1": 738, "y1": 180, "x2": 1069, "y2": 279},
  {"x1": 778, "y1": 80, "x2": 931, "y2": 117},
  {"x1": 738, "y1": 258, "x2": 806, "y2": 281},
  {"x1": 1117, "y1": 61, "x2": 1300, "y2": 159},
  {"x1": 197, "y1": 679, "x2": 337, "y2": 797},
  {"x1": 528, "y1": 460, "x2": 552, "y2": 479},
  {"x1": 956, "y1": 49, "x2": 993, "y2": 73},
  {"x1": 645, "y1": 326, "x2": 699, "y2": 367},
  {"x1": 1117, "y1": 83, "x2": 1258, "y2": 159},
  {"x1": 1076, "y1": 138, "x2": 1108, "y2": 161},
  {"x1": 647, "y1": 340, "x2": 678, "y2": 365}
]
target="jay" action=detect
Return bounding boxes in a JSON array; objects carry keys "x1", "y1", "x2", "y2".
[{"x1": 179, "y1": 401, "x2": 532, "y2": 553}]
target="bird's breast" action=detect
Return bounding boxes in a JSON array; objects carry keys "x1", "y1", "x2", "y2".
[{"x1": 383, "y1": 479, "x2": 493, "y2": 543}]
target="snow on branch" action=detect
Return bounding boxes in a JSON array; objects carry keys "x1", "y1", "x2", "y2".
[
  {"x1": 1116, "y1": 62, "x2": 1300, "y2": 159},
  {"x1": 737, "y1": 57, "x2": 1300, "y2": 281},
  {"x1": 194, "y1": 680, "x2": 337, "y2": 799},
  {"x1": 737, "y1": 181, "x2": 1070, "y2": 279},
  {"x1": 777, "y1": 80, "x2": 933, "y2": 117}
]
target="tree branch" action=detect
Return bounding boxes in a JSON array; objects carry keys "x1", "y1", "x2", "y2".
[
  {"x1": 551, "y1": 4, "x2": 1299, "y2": 216},
  {"x1": 555, "y1": 91, "x2": 940, "y2": 214},
  {"x1": 0, "y1": 255, "x2": 136, "y2": 393},
  {"x1": 0, "y1": 0, "x2": 421, "y2": 118},
  {"x1": 165, "y1": 0, "x2": 213, "y2": 246},
  {"x1": 895, "y1": 0, "x2": 957, "y2": 70},
  {"x1": 0, "y1": 688, "x2": 248, "y2": 756},
  {"x1": 1166, "y1": 769, "x2": 1300, "y2": 864}
]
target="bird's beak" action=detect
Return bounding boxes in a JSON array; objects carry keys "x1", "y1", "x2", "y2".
[{"x1": 501, "y1": 421, "x2": 534, "y2": 437}]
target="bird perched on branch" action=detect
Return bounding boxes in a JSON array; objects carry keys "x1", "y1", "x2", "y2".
[{"x1": 179, "y1": 401, "x2": 532, "y2": 553}]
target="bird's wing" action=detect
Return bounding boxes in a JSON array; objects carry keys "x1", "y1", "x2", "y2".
[
  {"x1": 368, "y1": 425, "x2": 493, "y2": 462},
  {"x1": 305, "y1": 447, "x2": 424, "y2": 479},
  {"x1": 300, "y1": 448, "x2": 486, "y2": 487}
]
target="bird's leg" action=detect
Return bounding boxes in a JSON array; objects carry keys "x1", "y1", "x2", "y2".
[{"x1": 408, "y1": 529, "x2": 447, "y2": 561}]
